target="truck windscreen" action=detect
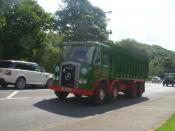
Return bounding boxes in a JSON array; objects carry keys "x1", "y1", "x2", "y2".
[{"x1": 62, "y1": 45, "x2": 96, "y2": 64}]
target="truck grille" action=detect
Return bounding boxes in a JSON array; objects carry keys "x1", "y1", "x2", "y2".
[{"x1": 61, "y1": 64, "x2": 75, "y2": 88}]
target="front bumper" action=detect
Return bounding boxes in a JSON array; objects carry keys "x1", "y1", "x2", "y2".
[{"x1": 49, "y1": 85, "x2": 93, "y2": 96}]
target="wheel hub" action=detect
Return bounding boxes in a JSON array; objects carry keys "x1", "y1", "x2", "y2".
[{"x1": 99, "y1": 89, "x2": 105, "y2": 100}]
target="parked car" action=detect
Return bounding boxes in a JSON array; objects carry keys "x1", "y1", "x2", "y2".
[
  {"x1": 0, "y1": 60, "x2": 53, "y2": 89},
  {"x1": 151, "y1": 76, "x2": 162, "y2": 83}
]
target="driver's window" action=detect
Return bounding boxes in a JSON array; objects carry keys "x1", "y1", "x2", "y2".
[{"x1": 94, "y1": 47, "x2": 101, "y2": 65}]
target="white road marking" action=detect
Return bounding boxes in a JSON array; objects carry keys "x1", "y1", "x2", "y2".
[
  {"x1": 7, "y1": 97, "x2": 28, "y2": 100},
  {"x1": 0, "y1": 91, "x2": 28, "y2": 101},
  {"x1": 0, "y1": 98, "x2": 7, "y2": 101},
  {"x1": 6, "y1": 91, "x2": 18, "y2": 99},
  {"x1": 0, "y1": 97, "x2": 28, "y2": 101}
]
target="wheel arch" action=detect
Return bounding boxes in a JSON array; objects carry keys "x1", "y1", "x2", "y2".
[
  {"x1": 108, "y1": 80, "x2": 120, "y2": 94},
  {"x1": 93, "y1": 79, "x2": 108, "y2": 90},
  {"x1": 16, "y1": 76, "x2": 27, "y2": 83}
]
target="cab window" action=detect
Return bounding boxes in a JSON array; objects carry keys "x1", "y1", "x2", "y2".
[{"x1": 101, "y1": 47, "x2": 111, "y2": 66}]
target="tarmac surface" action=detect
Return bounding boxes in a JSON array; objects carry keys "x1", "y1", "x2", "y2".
[{"x1": 0, "y1": 83, "x2": 175, "y2": 131}]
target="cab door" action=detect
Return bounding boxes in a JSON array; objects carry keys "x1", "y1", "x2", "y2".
[{"x1": 101, "y1": 46, "x2": 111, "y2": 80}]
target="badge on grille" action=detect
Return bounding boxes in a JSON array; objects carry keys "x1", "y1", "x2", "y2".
[{"x1": 65, "y1": 73, "x2": 71, "y2": 80}]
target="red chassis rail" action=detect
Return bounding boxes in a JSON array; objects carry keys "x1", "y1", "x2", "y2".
[{"x1": 49, "y1": 85, "x2": 93, "y2": 96}]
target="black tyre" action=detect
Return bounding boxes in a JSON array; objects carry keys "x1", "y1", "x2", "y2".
[
  {"x1": 74, "y1": 94, "x2": 82, "y2": 98},
  {"x1": 163, "y1": 82, "x2": 165, "y2": 86},
  {"x1": 54, "y1": 91, "x2": 69, "y2": 99},
  {"x1": 45, "y1": 78, "x2": 53, "y2": 88},
  {"x1": 92, "y1": 83, "x2": 106, "y2": 105},
  {"x1": 15, "y1": 77, "x2": 26, "y2": 89},
  {"x1": 125, "y1": 88, "x2": 136, "y2": 98},
  {"x1": 136, "y1": 88, "x2": 143, "y2": 97},
  {"x1": 107, "y1": 83, "x2": 118, "y2": 103},
  {"x1": 1, "y1": 83, "x2": 8, "y2": 88}
]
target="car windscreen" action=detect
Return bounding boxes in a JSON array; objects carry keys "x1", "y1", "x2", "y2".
[{"x1": 0, "y1": 61, "x2": 14, "y2": 68}]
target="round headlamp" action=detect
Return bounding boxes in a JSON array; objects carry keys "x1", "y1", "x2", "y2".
[
  {"x1": 83, "y1": 80, "x2": 87, "y2": 84},
  {"x1": 81, "y1": 68, "x2": 88, "y2": 75},
  {"x1": 55, "y1": 66, "x2": 60, "y2": 72},
  {"x1": 79, "y1": 79, "x2": 83, "y2": 84}
]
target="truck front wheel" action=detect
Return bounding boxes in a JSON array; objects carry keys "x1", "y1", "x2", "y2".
[
  {"x1": 54, "y1": 91, "x2": 69, "y2": 99},
  {"x1": 92, "y1": 83, "x2": 106, "y2": 105}
]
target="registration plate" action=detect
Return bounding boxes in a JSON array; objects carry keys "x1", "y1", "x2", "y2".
[{"x1": 61, "y1": 87, "x2": 72, "y2": 92}]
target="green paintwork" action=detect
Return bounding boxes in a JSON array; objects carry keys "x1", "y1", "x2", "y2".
[
  {"x1": 109, "y1": 44, "x2": 149, "y2": 80},
  {"x1": 52, "y1": 41, "x2": 149, "y2": 90}
]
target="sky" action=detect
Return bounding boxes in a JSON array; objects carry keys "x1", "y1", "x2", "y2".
[{"x1": 37, "y1": 0, "x2": 175, "y2": 51}]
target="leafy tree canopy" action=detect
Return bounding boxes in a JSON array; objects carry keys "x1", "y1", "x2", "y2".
[
  {"x1": 55, "y1": 0, "x2": 110, "y2": 42},
  {"x1": 0, "y1": 0, "x2": 53, "y2": 60}
]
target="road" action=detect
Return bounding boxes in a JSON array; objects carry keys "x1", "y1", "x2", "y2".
[{"x1": 0, "y1": 83, "x2": 175, "y2": 131}]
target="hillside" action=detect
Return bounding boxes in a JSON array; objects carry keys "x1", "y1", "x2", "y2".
[{"x1": 117, "y1": 39, "x2": 175, "y2": 78}]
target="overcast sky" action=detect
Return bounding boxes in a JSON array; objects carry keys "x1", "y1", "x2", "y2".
[{"x1": 37, "y1": 0, "x2": 175, "y2": 51}]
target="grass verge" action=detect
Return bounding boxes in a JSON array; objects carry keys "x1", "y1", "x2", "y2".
[{"x1": 154, "y1": 113, "x2": 175, "y2": 131}]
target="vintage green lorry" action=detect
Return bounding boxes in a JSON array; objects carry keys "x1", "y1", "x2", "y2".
[{"x1": 49, "y1": 41, "x2": 149, "y2": 104}]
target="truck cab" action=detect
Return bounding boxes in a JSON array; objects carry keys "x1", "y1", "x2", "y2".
[{"x1": 51, "y1": 41, "x2": 110, "y2": 99}]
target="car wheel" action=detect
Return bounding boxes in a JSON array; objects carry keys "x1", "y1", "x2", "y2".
[
  {"x1": 15, "y1": 77, "x2": 26, "y2": 89},
  {"x1": 1, "y1": 83, "x2": 8, "y2": 88},
  {"x1": 54, "y1": 91, "x2": 69, "y2": 99},
  {"x1": 45, "y1": 78, "x2": 53, "y2": 88}
]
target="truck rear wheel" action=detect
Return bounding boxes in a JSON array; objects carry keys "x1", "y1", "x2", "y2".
[
  {"x1": 125, "y1": 88, "x2": 136, "y2": 98},
  {"x1": 92, "y1": 83, "x2": 106, "y2": 105},
  {"x1": 74, "y1": 94, "x2": 82, "y2": 98},
  {"x1": 136, "y1": 88, "x2": 143, "y2": 97},
  {"x1": 54, "y1": 91, "x2": 69, "y2": 99},
  {"x1": 107, "y1": 83, "x2": 118, "y2": 103}
]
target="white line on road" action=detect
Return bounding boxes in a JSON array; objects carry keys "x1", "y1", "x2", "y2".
[
  {"x1": 0, "y1": 90, "x2": 28, "y2": 101},
  {"x1": 0, "y1": 97, "x2": 28, "y2": 101},
  {"x1": 0, "y1": 98, "x2": 7, "y2": 101},
  {"x1": 10, "y1": 97, "x2": 28, "y2": 100},
  {"x1": 6, "y1": 91, "x2": 18, "y2": 99}
]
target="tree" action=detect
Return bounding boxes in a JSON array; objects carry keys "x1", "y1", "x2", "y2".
[
  {"x1": 55, "y1": 0, "x2": 110, "y2": 42},
  {"x1": 0, "y1": 0, "x2": 53, "y2": 61},
  {"x1": 41, "y1": 32, "x2": 63, "y2": 72},
  {"x1": 117, "y1": 39, "x2": 149, "y2": 58}
]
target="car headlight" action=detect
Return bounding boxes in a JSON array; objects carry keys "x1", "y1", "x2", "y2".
[{"x1": 81, "y1": 68, "x2": 87, "y2": 75}]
